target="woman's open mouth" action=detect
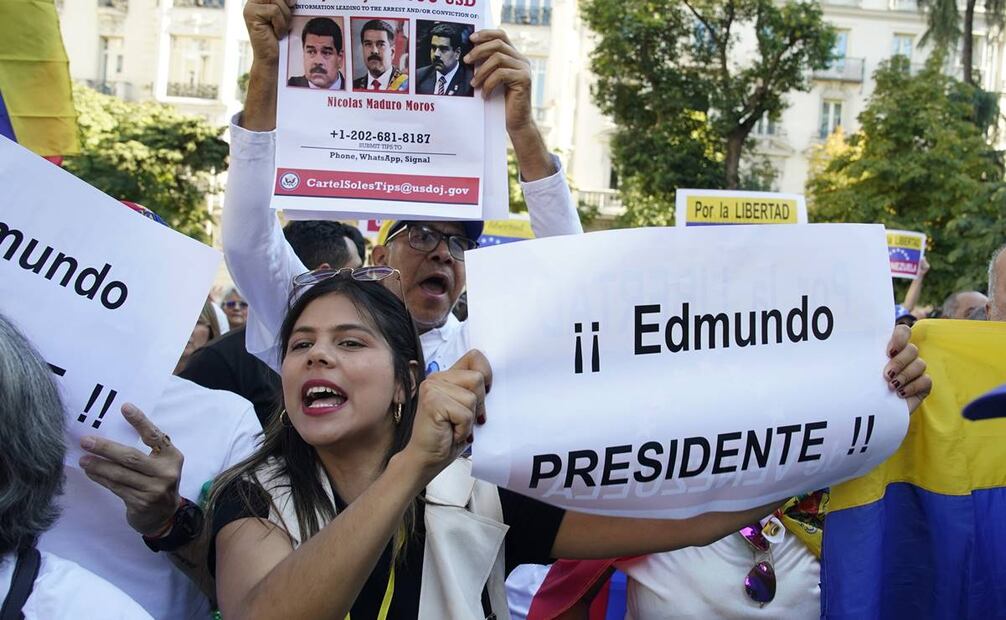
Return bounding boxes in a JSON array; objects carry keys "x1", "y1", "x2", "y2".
[{"x1": 301, "y1": 380, "x2": 348, "y2": 416}]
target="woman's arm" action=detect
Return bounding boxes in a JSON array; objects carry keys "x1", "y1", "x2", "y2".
[
  {"x1": 216, "y1": 352, "x2": 492, "y2": 619},
  {"x1": 215, "y1": 451, "x2": 427, "y2": 620},
  {"x1": 901, "y1": 257, "x2": 929, "y2": 312},
  {"x1": 551, "y1": 502, "x2": 778, "y2": 559}
]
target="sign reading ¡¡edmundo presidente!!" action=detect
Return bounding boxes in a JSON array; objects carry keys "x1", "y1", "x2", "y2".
[
  {"x1": 0, "y1": 137, "x2": 221, "y2": 466},
  {"x1": 466, "y1": 224, "x2": 908, "y2": 518}
]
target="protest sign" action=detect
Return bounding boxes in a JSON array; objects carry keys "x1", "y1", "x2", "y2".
[
  {"x1": 357, "y1": 218, "x2": 384, "y2": 240},
  {"x1": 0, "y1": 137, "x2": 221, "y2": 464},
  {"x1": 466, "y1": 224, "x2": 907, "y2": 519},
  {"x1": 886, "y1": 229, "x2": 926, "y2": 279},
  {"x1": 273, "y1": 1, "x2": 508, "y2": 222},
  {"x1": 478, "y1": 215, "x2": 533, "y2": 246},
  {"x1": 675, "y1": 189, "x2": 808, "y2": 227}
]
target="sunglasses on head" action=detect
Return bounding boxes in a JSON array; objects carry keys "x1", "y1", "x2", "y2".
[
  {"x1": 739, "y1": 523, "x2": 776, "y2": 607},
  {"x1": 292, "y1": 266, "x2": 407, "y2": 310},
  {"x1": 385, "y1": 223, "x2": 477, "y2": 262}
]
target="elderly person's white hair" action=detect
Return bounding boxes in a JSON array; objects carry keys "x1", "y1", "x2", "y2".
[
  {"x1": 0, "y1": 314, "x2": 65, "y2": 553},
  {"x1": 989, "y1": 243, "x2": 1006, "y2": 312}
]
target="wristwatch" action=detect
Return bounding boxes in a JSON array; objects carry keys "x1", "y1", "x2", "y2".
[{"x1": 142, "y1": 498, "x2": 205, "y2": 553}]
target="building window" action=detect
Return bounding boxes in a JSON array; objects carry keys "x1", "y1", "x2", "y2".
[
  {"x1": 528, "y1": 57, "x2": 546, "y2": 121},
  {"x1": 754, "y1": 113, "x2": 777, "y2": 136},
  {"x1": 501, "y1": 0, "x2": 551, "y2": 25},
  {"x1": 167, "y1": 36, "x2": 221, "y2": 99},
  {"x1": 891, "y1": 33, "x2": 913, "y2": 60},
  {"x1": 237, "y1": 41, "x2": 252, "y2": 76},
  {"x1": 173, "y1": 0, "x2": 225, "y2": 7},
  {"x1": 829, "y1": 30, "x2": 849, "y2": 71},
  {"x1": 819, "y1": 100, "x2": 843, "y2": 138},
  {"x1": 98, "y1": 36, "x2": 124, "y2": 85}
]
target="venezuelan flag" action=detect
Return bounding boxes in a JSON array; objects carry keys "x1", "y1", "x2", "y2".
[
  {"x1": 0, "y1": 0, "x2": 78, "y2": 156},
  {"x1": 821, "y1": 319, "x2": 1006, "y2": 619},
  {"x1": 478, "y1": 217, "x2": 534, "y2": 246}
]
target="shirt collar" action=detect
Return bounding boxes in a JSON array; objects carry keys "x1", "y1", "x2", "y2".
[
  {"x1": 421, "y1": 313, "x2": 462, "y2": 346},
  {"x1": 436, "y1": 62, "x2": 461, "y2": 89},
  {"x1": 370, "y1": 67, "x2": 393, "y2": 89},
  {"x1": 307, "y1": 73, "x2": 344, "y2": 90}
]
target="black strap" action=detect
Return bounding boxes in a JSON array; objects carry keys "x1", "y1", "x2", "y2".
[
  {"x1": 1, "y1": 546, "x2": 41, "y2": 620},
  {"x1": 481, "y1": 583, "x2": 495, "y2": 620}
]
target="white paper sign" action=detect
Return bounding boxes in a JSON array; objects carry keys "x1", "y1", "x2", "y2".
[
  {"x1": 0, "y1": 138, "x2": 221, "y2": 464},
  {"x1": 273, "y1": 1, "x2": 508, "y2": 222},
  {"x1": 467, "y1": 224, "x2": 907, "y2": 519},
  {"x1": 675, "y1": 189, "x2": 808, "y2": 227}
]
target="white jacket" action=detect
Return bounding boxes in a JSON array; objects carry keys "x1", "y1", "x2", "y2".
[{"x1": 258, "y1": 457, "x2": 512, "y2": 619}]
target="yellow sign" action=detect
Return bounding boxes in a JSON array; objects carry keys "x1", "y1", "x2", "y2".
[
  {"x1": 886, "y1": 232, "x2": 925, "y2": 251},
  {"x1": 675, "y1": 189, "x2": 808, "y2": 227}
]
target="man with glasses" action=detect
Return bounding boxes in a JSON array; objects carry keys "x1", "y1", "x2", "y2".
[{"x1": 226, "y1": 0, "x2": 581, "y2": 374}]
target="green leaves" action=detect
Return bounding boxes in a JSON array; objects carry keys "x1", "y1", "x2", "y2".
[
  {"x1": 581, "y1": 0, "x2": 836, "y2": 224},
  {"x1": 807, "y1": 61, "x2": 1006, "y2": 304},
  {"x1": 62, "y1": 84, "x2": 228, "y2": 243}
]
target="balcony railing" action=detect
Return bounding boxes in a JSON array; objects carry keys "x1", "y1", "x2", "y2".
[
  {"x1": 173, "y1": 0, "x2": 225, "y2": 7},
  {"x1": 85, "y1": 80, "x2": 132, "y2": 99},
  {"x1": 501, "y1": 2, "x2": 552, "y2": 26},
  {"x1": 813, "y1": 57, "x2": 865, "y2": 82},
  {"x1": 889, "y1": 0, "x2": 918, "y2": 10},
  {"x1": 577, "y1": 189, "x2": 623, "y2": 215},
  {"x1": 97, "y1": 0, "x2": 128, "y2": 10},
  {"x1": 167, "y1": 82, "x2": 219, "y2": 99}
]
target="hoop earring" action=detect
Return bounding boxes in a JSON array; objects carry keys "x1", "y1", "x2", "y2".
[
  {"x1": 393, "y1": 402, "x2": 402, "y2": 425},
  {"x1": 280, "y1": 408, "x2": 291, "y2": 427}
]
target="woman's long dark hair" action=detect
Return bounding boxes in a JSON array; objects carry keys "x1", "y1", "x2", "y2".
[{"x1": 204, "y1": 274, "x2": 425, "y2": 565}]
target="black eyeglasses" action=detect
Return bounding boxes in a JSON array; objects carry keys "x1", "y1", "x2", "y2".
[{"x1": 385, "y1": 224, "x2": 477, "y2": 262}]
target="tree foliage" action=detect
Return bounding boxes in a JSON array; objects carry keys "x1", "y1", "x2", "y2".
[
  {"x1": 63, "y1": 84, "x2": 228, "y2": 242},
  {"x1": 807, "y1": 57, "x2": 1006, "y2": 304},
  {"x1": 581, "y1": 0, "x2": 835, "y2": 225},
  {"x1": 918, "y1": 0, "x2": 1005, "y2": 86}
]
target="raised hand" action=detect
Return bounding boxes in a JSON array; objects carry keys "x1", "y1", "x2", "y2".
[
  {"x1": 79, "y1": 403, "x2": 184, "y2": 536},
  {"x1": 405, "y1": 350, "x2": 492, "y2": 478},
  {"x1": 884, "y1": 324, "x2": 932, "y2": 414}
]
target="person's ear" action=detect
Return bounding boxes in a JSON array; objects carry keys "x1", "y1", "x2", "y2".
[
  {"x1": 317, "y1": 262, "x2": 331, "y2": 271},
  {"x1": 408, "y1": 360, "x2": 420, "y2": 397},
  {"x1": 395, "y1": 360, "x2": 421, "y2": 404},
  {"x1": 372, "y1": 244, "x2": 390, "y2": 266}
]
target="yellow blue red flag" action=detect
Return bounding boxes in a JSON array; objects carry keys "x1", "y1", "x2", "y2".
[
  {"x1": 0, "y1": 0, "x2": 78, "y2": 156},
  {"x1": 821, "y1": 319, "x2": 1006, "y2": 618}
]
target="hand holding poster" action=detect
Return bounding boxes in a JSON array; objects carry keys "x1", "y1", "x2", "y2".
[
  {"x1": 274, "y1": 0, "x2": 507, "y2": 221},
  {"x1": 886, "y1": 229, "x2": 926, "y2": 279},
  {"x1": 0, "y1": 137, "x2": 221, "y2": 464},
  {"x1": 466, "y1": 224, "x2": 907, "y2": 518},
  {"x1": 675, "y1": 189, "x2": 808, "y2": 227}
]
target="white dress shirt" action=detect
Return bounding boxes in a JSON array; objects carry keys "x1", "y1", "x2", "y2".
[
  {"x1": 435, "y1": 62, "x2": 460, "y2": 94},
  {"x1": 222, "y1": 115, "x2": 583, "y2": 373}
]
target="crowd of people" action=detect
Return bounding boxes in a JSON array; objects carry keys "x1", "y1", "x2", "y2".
[{"x1": 7, "y1": 0, "x2": 1004, "y2": 618}]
